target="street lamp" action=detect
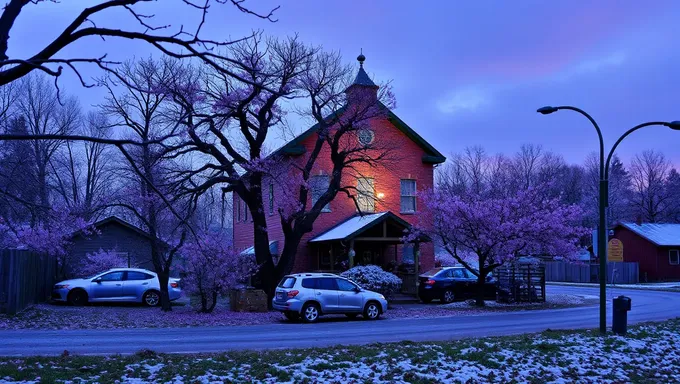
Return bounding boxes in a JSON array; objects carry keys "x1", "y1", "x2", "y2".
[{"x1": 537, "y1": 105, "x2": 679, "y2": 335}]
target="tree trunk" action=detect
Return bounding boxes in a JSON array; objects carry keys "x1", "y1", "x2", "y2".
[
  {"x1": 156, "y1": 267, "x2": 172, "y2": 311},
  {"x1": 474, "y1": 273, "x2": 486, "y2": 307}
]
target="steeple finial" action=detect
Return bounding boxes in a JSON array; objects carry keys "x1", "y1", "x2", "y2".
[{"x1": 357, "y1": 49, "x2": 365, "y2": 68}]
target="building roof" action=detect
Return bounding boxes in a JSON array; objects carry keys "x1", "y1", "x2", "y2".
[
  {"x1": 278, "y1": 102, "x2": 446, "y2": 164},
  {"x1": 309, "y1": 211, "x2": 421, "y2": 243},
  {"x1": 351, "y1": 66, "x2": 377, "y2": 87},
  {"x1": 617, "y1": 222, "x2": 680, "y2": 246},
  {"x1": 71, "y1": 216, "x2": 155, "y2": 241},
  {"x1": 274, "y1": 55, "x2": 446, "y2": 164}
]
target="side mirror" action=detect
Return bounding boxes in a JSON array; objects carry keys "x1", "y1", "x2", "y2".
[
  {"x1": 353, "y1": 287, "x2": 361, "y2": 293},
  {"x1": 93, "y1": 278, "x2": 102, "y2": 284}
]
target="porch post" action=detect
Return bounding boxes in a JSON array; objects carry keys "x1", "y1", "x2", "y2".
[
  {"x1": 414, "y1": 241, "x2": 420, "y2": 288},
  {"x1": 348, "y1": 240, "x2": 355, "y2": 268}
]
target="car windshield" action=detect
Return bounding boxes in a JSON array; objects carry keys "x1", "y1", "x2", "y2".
[{"x1": 421, "y1": 268, "x2": 443, "y2": 276}]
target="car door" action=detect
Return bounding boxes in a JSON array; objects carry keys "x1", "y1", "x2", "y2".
[
  {"x1": 90, "y1": 271, "x2": 125, "y2": 300},
  {"x1": 450, "y1": 268, "x2": 467, "y2": 296},
  {"x1": 336, "y1": 278, "x2": 363, "y2": 312},
  {"x1": 123, "y1": 271, "x2": 153, "y2": 301},
  {"x1": 314, "y1": 277, "x2": 339, "y2": 313},
  {"x1": 459, "y1": 268, "x2": 477, "y2": 297}
]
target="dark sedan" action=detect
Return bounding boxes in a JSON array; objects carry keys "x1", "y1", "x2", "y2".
[{"x1": 418, "y1": 267, "x2": 496, "y2": 303}]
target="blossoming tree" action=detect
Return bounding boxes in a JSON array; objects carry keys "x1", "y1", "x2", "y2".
[
  {"x1": 410, "y1": 186, "x2": 587, "y2": 306},
  {"x1": 180, "y1": 231, "x2": 257, "y2": 313}
]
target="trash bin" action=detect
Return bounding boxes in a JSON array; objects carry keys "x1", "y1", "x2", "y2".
[{"x1": 612, "y1": 295, "x2": 631, "y2": 335}]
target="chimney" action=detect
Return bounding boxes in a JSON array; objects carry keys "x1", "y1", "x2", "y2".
[{"x1": 635, "y1": 215, "x2": 643, "y2": 226}]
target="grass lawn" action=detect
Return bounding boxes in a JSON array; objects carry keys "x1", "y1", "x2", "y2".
[{"x1": 1, "y1": 318, "x2": 678, "y2": 383}]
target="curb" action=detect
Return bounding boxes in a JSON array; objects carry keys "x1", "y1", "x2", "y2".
[{"x1": 547, "y1": 282, "x2": 680, "y2": 292}]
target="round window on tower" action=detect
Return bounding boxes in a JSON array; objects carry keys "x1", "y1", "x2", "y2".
[{"x1": 357, "y1": 129, "x2": 375, "y2": 146}]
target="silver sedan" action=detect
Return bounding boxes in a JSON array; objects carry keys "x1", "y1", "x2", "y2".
[{"x1": 52, "y1": 268, "x2": 182, "y2": 307}]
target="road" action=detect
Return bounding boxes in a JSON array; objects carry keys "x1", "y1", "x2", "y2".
[{"x1": 0, "y1": 286, "x2": 678, "y2": 356}]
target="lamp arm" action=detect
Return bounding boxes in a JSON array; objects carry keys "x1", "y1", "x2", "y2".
[
  {"x1": 605, "y1": 122, "x2": 670, "y2": 180},
  {"x1": 556, "y1": 106, "x2": 605, "y2": 178}
]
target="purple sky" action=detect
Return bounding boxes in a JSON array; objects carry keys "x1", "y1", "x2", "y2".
[{"x1": 12, "y1": 0, "x2": 680, "y2": 166}]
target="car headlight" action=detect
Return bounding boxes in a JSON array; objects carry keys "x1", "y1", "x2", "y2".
[
  {"x1": 54, "y1": 284, "x2": 69, "y2": 289},
  {"x1": 379, "y1": 295, "x2": 385, "y2": 300}
]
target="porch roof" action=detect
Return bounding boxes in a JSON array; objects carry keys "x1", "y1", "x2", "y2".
[{"x1": 309, "y1": 211, "x2": 427, "y2": 243}]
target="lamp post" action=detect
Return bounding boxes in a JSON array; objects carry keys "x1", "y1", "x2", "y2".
[{"x1": 537, "y1": 105, "x2": 680, "y2": 335}]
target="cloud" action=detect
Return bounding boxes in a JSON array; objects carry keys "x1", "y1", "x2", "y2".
[
  {"x1": 562, "y1": 51, "x2": 628, "y2": 79},
  {"x1": 436, "y1": 86, "x2": 490, "y2": 115}
]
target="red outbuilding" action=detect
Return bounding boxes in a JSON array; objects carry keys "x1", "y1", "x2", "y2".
[
  {"x1": 233, "y1": 55, "x2": 445, "y2": 283},
  {"x1": 610, "y1": 222, "x2": 680, "y2": 282}
]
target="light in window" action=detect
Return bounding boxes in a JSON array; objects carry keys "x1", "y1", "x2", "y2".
[{"x1": 356, "y1": 177, "x2": 375, "y2": 213}]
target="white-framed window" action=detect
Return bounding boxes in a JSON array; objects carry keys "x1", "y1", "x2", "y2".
[
  {"x1": 269, "y1": 183, "x2": 274, "y2": 215},
  {"x1": 400, "y1": 179, "x2": 416, "y2": 213},
  {"x1": 670, "y1": 250, "x2": 680, "y2": 265},
  {"x1": 356, "y1": 177, "x2": 375, "y2": 213},
  {"x1": 310, "y1": 175, "x2": 331, "y2": 212}
]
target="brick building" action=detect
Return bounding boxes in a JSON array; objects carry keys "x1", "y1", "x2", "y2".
[
  {"x1": 233, "y1": 55, "x2": 445, "y2": 278},
  {"x1": 610, "y1": 222, "x2": 680, "y2": 281}
]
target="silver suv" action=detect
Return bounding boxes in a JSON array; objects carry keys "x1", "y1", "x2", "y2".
[{"x1": 272, "y1": 273, "x2": 388, "y2": 323}]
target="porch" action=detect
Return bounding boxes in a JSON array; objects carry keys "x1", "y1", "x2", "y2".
[{"x1": 308, "y1": 212, "x2": 429, "y2": 295}]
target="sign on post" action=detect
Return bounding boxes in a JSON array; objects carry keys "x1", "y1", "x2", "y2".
[{"x1": 608, "y1": 239, "x2": 624, "y2": 262}]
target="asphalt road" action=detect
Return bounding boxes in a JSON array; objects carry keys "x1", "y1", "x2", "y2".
[{"x1": 0, "y1": 285, "x2": 678, "y2": 356}]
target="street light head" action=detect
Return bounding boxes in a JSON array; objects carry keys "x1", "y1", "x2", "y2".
[
  {"x1": 537, "y1": 106, "x2": 558, "y2": 115},
  {"x1": 665, "y1": 121, "x2": 680, "y2": 131}
]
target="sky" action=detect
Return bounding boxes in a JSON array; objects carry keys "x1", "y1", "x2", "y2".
[{"x1": 10, "y1": 0, "x2": 680, "y2": 166}]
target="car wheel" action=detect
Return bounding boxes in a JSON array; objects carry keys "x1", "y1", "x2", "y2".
[
  {"x1": 302, "y1": 302, "x2": 320, "y2": 323},
  {"x1": 143, "y1": 290, "x2": 161, "y2": 307},
  {"x1": 284, "y1": 312, "x2": 300, "y2": 322},
  {"x1": 345, "y1": 313, "x2": 359, "y2": 319},
  {"x1": 442, "y1": 290, "x2": 455, "y2": 303},
  {"x1": 363, "y1": 301, "x2": 381, "y2": 320},
  {"x1": 67, "y1": 290, "x2": 88, "y2": 306}
]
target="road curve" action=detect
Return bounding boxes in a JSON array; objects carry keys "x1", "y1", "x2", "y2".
[{"x1": 0, "y1": 286, "x2": 678, "y2": 356}]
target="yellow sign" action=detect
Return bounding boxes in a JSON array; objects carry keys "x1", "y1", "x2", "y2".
[{"x1": 608, "y1": 239, "x2": 624, "y2": 262}]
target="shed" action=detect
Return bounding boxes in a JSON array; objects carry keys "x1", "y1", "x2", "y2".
[
  {"x1": 68, "y1": 216, "x2": 159, "y2": 276},
  {"x1": 610, "y1": 222, "x2": 680, "y2": 282}
]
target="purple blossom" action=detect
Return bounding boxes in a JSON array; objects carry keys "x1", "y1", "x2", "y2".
[{"x1": 180, "y1": 231, "x2": 257, "y2": 313}]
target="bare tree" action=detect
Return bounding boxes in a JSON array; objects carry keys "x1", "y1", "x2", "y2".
[
  {"x1": 271, "y1": 50, "x2": 398, "y2": 282},
  {"x1": 12, "y1": 75, "x2": 80, "y2": 220},
  {"x1": 160, "y1": 40, "x2": 397, "y2": 298},
  {"x1": 0, "y1": 1, "x2": 278, "y2": 90},
  {"x1": 50, "y1": 111, "x2": 114, "y2": 220},
  {"x1": 157, "y1": 36, "x2": 317, "y2": 299},
  {"x1": 99, "y1": 57, "x2": 192, "y2": 310},
  {"x1": 629, "y1": 150, "x2": 672, "y2": 223}
]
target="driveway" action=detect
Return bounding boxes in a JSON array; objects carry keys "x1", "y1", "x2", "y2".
[{"x1": 0, "y1": 285, "x2": 678, "y2": 356}]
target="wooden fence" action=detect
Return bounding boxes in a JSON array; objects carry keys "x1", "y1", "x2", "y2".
[
  {"x1": 0, "y1": 249, "x2": 57, "y2": 315},
  {"x1": 545, "y1": 261, "x2": 639, "y2": 284}
]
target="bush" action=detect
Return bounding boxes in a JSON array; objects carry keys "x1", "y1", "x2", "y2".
[
  {"x1": 341, "y1": 265, "x2": 402, "y2": 298},
  {"x1": 77, "y1": 249, "x2": 129, "y2": 277},
  {"x1": 180, "y1": 232, "x2": 257, "y2": 313}
]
